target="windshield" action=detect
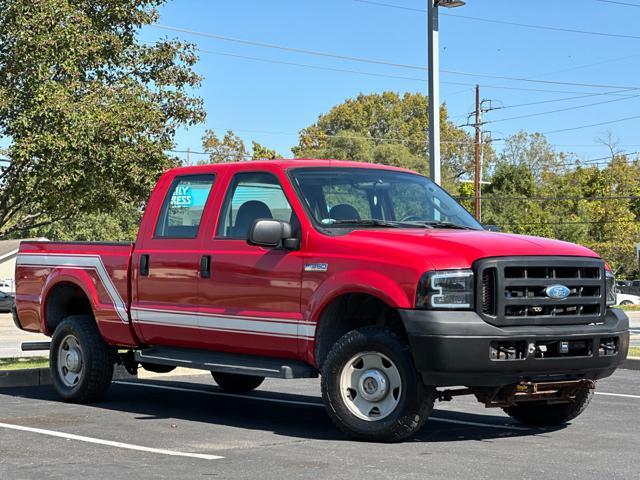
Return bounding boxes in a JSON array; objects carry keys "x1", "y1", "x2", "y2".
[{"x1": 290, "y1": 167, "x2": 482, "y2": 230}]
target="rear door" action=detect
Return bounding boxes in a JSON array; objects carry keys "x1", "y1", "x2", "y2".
[
  {"x1": 131, "y1": 174, "x2": 216, "y2": 347},
  {"x1": 197, "y1": 170, "x2": 305, "y2": 357}
]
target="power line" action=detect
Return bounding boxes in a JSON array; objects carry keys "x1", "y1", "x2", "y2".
[
  {"x1": 442, "y1": 12, "x2": 640, "y2": 41},
  {"x1": 486, "y1": 94, "x2": 640, "y2": 124},
  {"x1": 354, "y1": 0, "x2": 640, "y2": 41},
  {"x1": 155, "y1": 24, "x2": 640, "y2": 91},
  {"x1": 542, "y1": 114, "x2": 640, "y2": 134},
  {"x1": 465, "y1": 195, "x2": 640, "y2": 202},
  {"x1": 353, "y1": 0, "x2": 424, "y2": 13},
  {"x1": 498, "y1": 91, "x2": 639, "y2": 110},
  {"x1": 471, "y1": 83, "x2": 633, "y2": 96},
  {"x1": 194, "y1": 46, "x2": 638, "y2": 98},
  {"x1": 442, "y1": 69, "x2": 640, "y2": 90},
  {"x1": 196, "y1": 47, "x2": 429, "y2": 83},
  {"x1": 154, "y1": 24, "x2": 425, "y2": 71},
  {"x1": 499, "y1": 219, "x2": 639, "y2": 226},
  {"x1": 168, "y1": 149, "x2": 209, "y2": 156},
  {"x1": 595, "y1": 0, "x2": 640, "y2": 7}
]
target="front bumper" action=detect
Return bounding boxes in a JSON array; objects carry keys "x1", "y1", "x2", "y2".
[{"x1": 399, "y1": 308, "x2": 629, "y2": 387}]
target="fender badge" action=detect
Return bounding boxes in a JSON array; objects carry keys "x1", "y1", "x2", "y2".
[{"x1": 304, "y1": 263, "x2": 328, "y2": 272}]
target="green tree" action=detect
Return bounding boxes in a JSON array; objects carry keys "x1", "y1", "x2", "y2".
[
  {"x1": 292, "y1": 92, "x2": 483, "y2": 190},
  {"x1": 32, "y1": 205, "x2": 142, "y2": 242},
  {"x1": 500, "y1": 132, "x2": 563, "y2": 180},
  {"x1": 201, "y1": 130, "x2": 248, "y2": 163},
  {"x1": 482, "y1": 162, "x2": 553, "y2": 237},
  {"x1": 252, "y1": 141, "x2": 279, "y2": 160},
  {"x1": 0, "y1": 0, "x2": 204, "y2": 239}
]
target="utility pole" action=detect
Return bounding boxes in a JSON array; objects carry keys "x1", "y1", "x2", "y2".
[
  {"x1": 427, "y1": 0, "x2": 466, "y2": 186},
  {"x1": 474, "y1": 85, "x2": 481, "y2": 220},
  {"x1": 427, "y1": 2, "x2": 441, "y2": 186},
  {"x1": 461, "y1": 88, "x2": 498, "y2": 222}
]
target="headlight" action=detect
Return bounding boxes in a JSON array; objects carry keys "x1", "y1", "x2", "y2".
[
  {"x1": 416, "y1": 270, "x2": 474, "y2": 310},
  {"x1": 605, "y1": 270, "x2": 616, "y2": 306}
]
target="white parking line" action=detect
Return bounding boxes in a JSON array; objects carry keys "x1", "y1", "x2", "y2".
[
  {"x1": 114, "y1": 380, "x2": 529, "y2": 431},
  {"x1": 595, "y1": 392, "x2": 640, "y2": 400},
  {"x1": 0, "y1": 422, "x2": 223, "y2": 460}
]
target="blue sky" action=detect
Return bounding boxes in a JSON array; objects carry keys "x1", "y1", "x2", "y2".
[{"x1": 140, "y1": 0, "x2": 640, "y2": 167}]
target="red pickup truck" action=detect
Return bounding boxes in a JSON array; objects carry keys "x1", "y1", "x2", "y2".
[{"x1": 13, "y1": 160, "x2": 629, "y2": 441}]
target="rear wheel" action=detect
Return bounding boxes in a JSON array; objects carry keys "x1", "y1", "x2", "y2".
[
  {"x1": 502, "y1": 384, "x2": 594, "y2": 426},
  {"x1": 321, "y1": 326, "x2": 435, "y2": 442},
  {"x1": 620, "y1": 300, "x2": 633, "y2": 306},
  {"x1": 211, "y1": 372, "x2": 265, "y2": 393},
  {"x1": 50, "y1": 315, "x2": 114, "y2": 403}
]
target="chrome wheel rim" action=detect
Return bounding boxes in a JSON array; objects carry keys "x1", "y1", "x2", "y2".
[
  {"x1": 57, "y1": 334, "x2": 84, "y2": 388},
  {"x1": 339, "y1": 351, "x2": 402, "y2": 421}
]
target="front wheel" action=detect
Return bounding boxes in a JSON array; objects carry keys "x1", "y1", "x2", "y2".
[
  {"x1": 620, "y1": 300, "x2": 633, "y2": 306},
  {"x1": 321, "y1": 326, "x2": 435, "y2": 442},
  {"x1": 502, "y1": 384, "x2": 594, "y2": 426},
  {"x1": 50, "y1": 315, "x2": 115, "y2": 403}
]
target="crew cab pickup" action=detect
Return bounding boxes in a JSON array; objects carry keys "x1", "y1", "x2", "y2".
[{"x1": 13, "y1": 160, "x2": 629, "y2": 441}]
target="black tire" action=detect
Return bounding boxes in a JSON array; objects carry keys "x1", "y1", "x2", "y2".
[
  {"x1": 502, "y1": 384, "x2": 594, "y2": 426},
  {"x1": 50, "y1": 315, "x2": 115, "y2": 403},
  {"x1": 321, "y1": 326, "x2": 436, "y2": 442},
  {"x1": 620, "y1": 300, "x2": 633, "y2": 306},
  {"x1": 211, "y1": 372, "x2": 265, "y2": 393}
]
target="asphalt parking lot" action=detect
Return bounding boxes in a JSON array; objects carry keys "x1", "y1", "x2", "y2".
[{"x1": 1, "y1": 369, "x2": 638, "y2": 480}]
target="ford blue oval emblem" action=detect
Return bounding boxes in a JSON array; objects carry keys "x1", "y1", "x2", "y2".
[{"x1": 545, "y1": 284, "x2": 571, "y2": 300}]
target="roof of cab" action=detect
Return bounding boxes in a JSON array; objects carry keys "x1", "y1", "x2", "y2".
[{"x1": 165, "y1": 159, "x2": 417, "y2": 176}]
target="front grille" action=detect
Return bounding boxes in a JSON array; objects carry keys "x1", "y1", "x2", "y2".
[{"x1": 475, "y1": 257, "x2": 606, "y2": 327}]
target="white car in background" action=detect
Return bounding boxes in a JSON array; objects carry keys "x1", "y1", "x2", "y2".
[
  {"x1": 0, "y1": 281, "x2": 14, "y2": 294},
  {"x1": 616, "y1": 292, "x2": 640, "y2": 306}
]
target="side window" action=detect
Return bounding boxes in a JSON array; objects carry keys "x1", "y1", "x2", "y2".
[
  {"x1": 155, "y1": 175, "x2": 215, "y2": 238},
  {"x1": 217, "y1": 172, "x2": 293, "y2": 239}
]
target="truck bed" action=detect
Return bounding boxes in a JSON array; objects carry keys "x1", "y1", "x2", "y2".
[{"x1": 15, "y1": 241, "x2": 137, "y2": 345}]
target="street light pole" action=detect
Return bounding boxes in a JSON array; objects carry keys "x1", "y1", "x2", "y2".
[
  {"x1": 427, "y1": 1, "x2": 441, "y2": 185},
  {"x1": 427, "y1": 0, "x2": 465, "y2": 186}
]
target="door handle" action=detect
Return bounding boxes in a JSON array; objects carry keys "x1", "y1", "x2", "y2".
[
  {"x1": 140, "y1": 254, "x2": 150, "y2": 277},
  {"x1": 200, "y1": 255, "x2": 212, "y2": 279}
]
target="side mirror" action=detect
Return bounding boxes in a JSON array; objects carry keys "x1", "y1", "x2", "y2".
[
  {"x1": 483, "y1": 224, "x2": 502, "y2": 232},
  {"x1": 248, "y1": 219, "x2": 298, "y2": 249}
]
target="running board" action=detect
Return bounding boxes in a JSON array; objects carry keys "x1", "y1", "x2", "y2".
[
  {"x1": 135, "y1": 347, "x2": 318, "y2": 379},
  {"x1": 22, "y1": 342, "x2": 51, "y2": 352}
]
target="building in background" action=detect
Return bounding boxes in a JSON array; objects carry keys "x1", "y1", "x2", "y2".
[{"x1": 0, "y1": 238, "x2": 48, "y2": 293}]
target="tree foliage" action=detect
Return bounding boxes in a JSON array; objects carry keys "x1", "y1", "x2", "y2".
[
  {"x1": 201, "y1": 129, "x2": 280, "y2": 163},
  {"x1": 291, "y1": 92, "x2": 485, "y2": 190},
  {"x1": 201, "y1": 130, "x2": 248, "y2": 163},
  {"x1": 480, "y1": 137, "x2": 640, "y2": 278},
  {"x1": 0, "y1": 0, "x2": 204, "y2": 238}
]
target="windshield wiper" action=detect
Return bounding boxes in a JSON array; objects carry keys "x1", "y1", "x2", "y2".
[
  {"x1": 407, "y1": 221, "x2": 478, "y2": 230},
  {"x1": 322, "y1": 219, "x2": 423, "y2": 228}
]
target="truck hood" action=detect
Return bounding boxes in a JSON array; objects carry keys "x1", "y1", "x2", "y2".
[{"x1": 341, "y1": 229, "x2": 599, "y2": 270}]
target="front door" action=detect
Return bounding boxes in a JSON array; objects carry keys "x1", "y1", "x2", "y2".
[{"x1": 198, "y1": 171, "x2": 304, "y2": 358}]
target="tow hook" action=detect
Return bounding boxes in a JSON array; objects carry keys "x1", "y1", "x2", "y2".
[{"x1": 436, "y1": 379, "x2": 596, "y2": 408}]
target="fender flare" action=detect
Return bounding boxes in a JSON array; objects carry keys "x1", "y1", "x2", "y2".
[{"x1": 40, "y1": 269, "x2": 103, "y2": 336}]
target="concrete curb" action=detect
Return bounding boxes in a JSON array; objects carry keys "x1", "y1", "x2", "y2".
[
  {"x1": 0, "y1": 365, "x2": 136, "y2": 389},
  {"x1": 0, "y1": 368, "x2": 51, "y2": 388},
  {"x1": 621, "y1": 357, "x2": 640, "y2": 371}
]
